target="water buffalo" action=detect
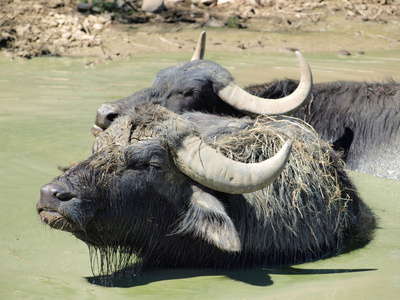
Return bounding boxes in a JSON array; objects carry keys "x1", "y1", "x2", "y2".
[
  {"x1": 91, "y1": 33, "x2": 312, "y2": 135},
  {"x1": 37, "y1": 104, "x2": 375, "y2": 275},
  {"x1": 252, "y1": 79, "x2": 400, "y2": 180},
  {"x1": 91, "y1": 33, "x2": 399, "y2": 180}
]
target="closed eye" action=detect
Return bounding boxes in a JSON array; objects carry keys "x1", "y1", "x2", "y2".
[
  {"x1": 183, "y1": 90, "x2": 194, "y2": 97},
  {"x1": 123, "y1": 142, "x2": 167, "y2": 171},
  {"x1": 149, "y1": 161, "x2": 162, "y2": 169},
  {"x1": 126, "y1": 160, "x2": 163, "y2": 171}
]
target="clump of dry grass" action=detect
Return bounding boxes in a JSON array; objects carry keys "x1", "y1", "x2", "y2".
[{"x1": 214, "y1": 115, "x2": 356, "y2": 259}]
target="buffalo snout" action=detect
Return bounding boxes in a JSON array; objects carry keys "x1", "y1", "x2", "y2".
[
  {"x1": 37, "y1": 181, "x2": 77, "y2": 214},
  {"x1": 37, "y1": 181, "x2": 83, "y2": 232},
  {"x1": 91, "y1": 103, "x2": 120, "y2": 136},
  {"x1": 41, "y1": 181, "x2": 76, "y2": 202},
  {"x1": 95, "y1": 104, "x2": 119, "y2": 130}
]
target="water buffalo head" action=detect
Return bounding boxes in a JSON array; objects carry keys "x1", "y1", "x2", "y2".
[
  {"x1": 92, "y1": 32, "x2": 312, "y2": 135},
  {"x1": 38, "y1": 105, "x2": 292, "y2": 271}
]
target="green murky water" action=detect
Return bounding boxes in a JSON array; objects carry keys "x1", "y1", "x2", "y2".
[{"x1": 1, "y1": 50, "x2": 399, "y2": 299}]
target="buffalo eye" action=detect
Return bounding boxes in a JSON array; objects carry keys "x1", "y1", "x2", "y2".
[
  {"x1": 123, "y1": 143, "x2": 167, "y2": 171},
  {"x1": 148, "y1": 159, "x2": 163, "y2": 169},
  {"x1": 183, "y1": 90, "x2": 194, "y2": 97}
]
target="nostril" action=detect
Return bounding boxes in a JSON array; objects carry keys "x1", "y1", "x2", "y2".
[
  {"x1": 106, "y1": 112, "x2": 118, "y2": 122},
  {"x1": 54, "y1": 191, "x2": 77, "y2": 201}
]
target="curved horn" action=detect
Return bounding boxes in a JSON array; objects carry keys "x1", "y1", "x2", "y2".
[
  {"x1": 190, "y1": 31, "x2": 206, "y2": 61},
  {"x1": 174, "y1": 136, "x2": 292, "y2": 194},
  {"x1": 217, "y1": 51, "x2": 313, "y2": 116}
]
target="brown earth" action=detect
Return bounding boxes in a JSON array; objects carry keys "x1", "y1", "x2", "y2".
[{"x1": 1, "y1": 0, "x2": 399, "y2": 61}]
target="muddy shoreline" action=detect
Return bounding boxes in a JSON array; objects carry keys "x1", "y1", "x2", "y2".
[{"x1": 1, "y1": 0, "x2": 399, "y2": 61}]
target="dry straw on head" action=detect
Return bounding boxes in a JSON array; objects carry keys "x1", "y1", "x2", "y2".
[{"x1": 214, "y1": 115, "x2": 352, "y2": 254}]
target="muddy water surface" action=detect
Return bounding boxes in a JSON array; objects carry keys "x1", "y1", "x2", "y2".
[{"x1": 1, "y1": 50, "x2": 399, "y2": 299}]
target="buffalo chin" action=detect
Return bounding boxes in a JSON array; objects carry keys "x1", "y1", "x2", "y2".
[{"x1": 39, "y1": 210, "x2": 74, "y2": 232}]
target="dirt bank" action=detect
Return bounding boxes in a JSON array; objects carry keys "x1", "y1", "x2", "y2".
[{"x1": 1, "y1": 0, "x2": 399, "y2": 60}]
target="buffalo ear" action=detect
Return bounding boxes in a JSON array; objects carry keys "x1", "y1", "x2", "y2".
[{"x1": 175, "y1": 185, "x2": 241, "y2": 252}]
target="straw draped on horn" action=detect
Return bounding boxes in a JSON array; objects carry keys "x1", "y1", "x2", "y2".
[{"x1": 173, "y1": 135, "x2": 292, "y2": 194}]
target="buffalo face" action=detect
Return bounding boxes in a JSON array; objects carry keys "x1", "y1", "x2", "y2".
[
  {"x1": 92, "y1": 60, "x2": 239, "y2": 135},
  {"x1": 37, "y1": 140, "x2": 246, "y2": 273},
  {"x1": 37, "y1": 141, "x2": 186, "y2": 248}
]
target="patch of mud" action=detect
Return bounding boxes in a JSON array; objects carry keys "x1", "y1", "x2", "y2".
[{"x1": 1, "y1": 0, "x2": 399, "y2": 60}]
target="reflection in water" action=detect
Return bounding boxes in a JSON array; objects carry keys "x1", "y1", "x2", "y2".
[{"x1": 0, "y1": 51, "x2": 399, "y2": 299}]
